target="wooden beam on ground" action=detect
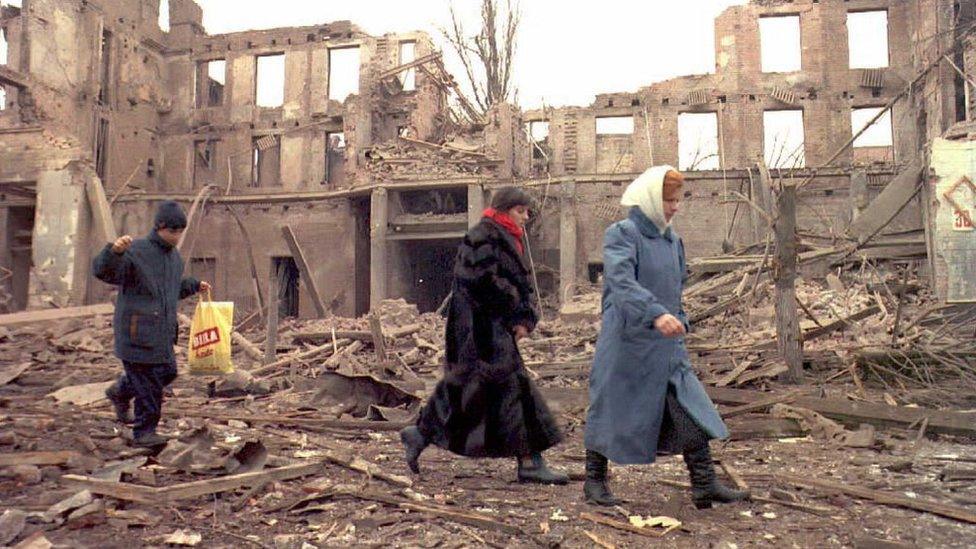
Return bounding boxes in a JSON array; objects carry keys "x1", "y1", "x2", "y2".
[
  {"x1": 85, "y1": 176, "x2": 118, "y2": 245},
  {"x1": 340, "y1": 489, "x2": 526, "y2": 537},
  {"x1": 720, "y1": 390, "x2": 800, "y2": 419},
  {"x1": 174, "y1": 410, "x2": 410, "y2": 431},
  {"x1": 0, "y1": 451, "x2": 80, "y2": 467},
  {"x1": 0, "y1": 303, "x2": 114, "y2": 328},
  {"x1": 776, "y1": 473, "x2": 976, "y2": 525},
  {"x1": 541, "y1": 385, "x2": 976, "y2": 437},
  {"x1": 65, "y1": 462, "x2": 326, "y2": 504},
  {"x1": 250, "y1": 339, "x2": 351, "y2": 378},
  {"x1": 802, "y1": 305, "x2": 881, "y2": 342},
  {"x1": 280, "y1": 225, "x2": 328, "y2": 317}
]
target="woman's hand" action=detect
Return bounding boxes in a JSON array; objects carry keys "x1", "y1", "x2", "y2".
[{"x1": 653, "y1": 314, "x2": 686, "y2": 338}]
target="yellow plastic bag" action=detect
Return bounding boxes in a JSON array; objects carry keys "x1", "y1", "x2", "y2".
[{"x1": 187, "y1": 291, "x2": 235, "y2": 376}]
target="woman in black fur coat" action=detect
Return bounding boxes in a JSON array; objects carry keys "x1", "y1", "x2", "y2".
[{"x1": 400, "y1": 187, "x2": 568, "y2": 484}]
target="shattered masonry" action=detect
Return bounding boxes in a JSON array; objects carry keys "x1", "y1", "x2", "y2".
[{"x1": 0, "y1": 0, "x2": 972, "y2": 316}]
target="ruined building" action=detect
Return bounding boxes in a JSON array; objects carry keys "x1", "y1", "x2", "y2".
[{"x1": 0, "y1": 0, "x2": 973, "y2": 318}]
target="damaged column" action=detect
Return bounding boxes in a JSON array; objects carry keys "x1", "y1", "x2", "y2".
[
  {"x1": 559, "y1": 180, "x2": 577, "y2": 305},
  {"x1": 29, "y1": 165, "x2": 97, "y2": 309},
  {"x1": 370, "y1": 187, "x2": 389, "y2": 310}
]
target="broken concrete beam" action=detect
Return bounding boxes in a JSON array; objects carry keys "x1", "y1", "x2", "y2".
[
  {"x1": 0, "y1": 304, "x2": 113, "y2": 328},
  {"x1": 0, "y1": 451, "x2": 81, "y2": 468},
  {"x1": 849, "y1": 158, "x2": 923, "y2": 243}
]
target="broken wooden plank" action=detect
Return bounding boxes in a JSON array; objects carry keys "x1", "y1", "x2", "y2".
[
  {"x1": 802, "y1": 305, "x2": 881, "y2": 342},
  {"x1": 280, "y1": 225, "x2": 328, "y2": 317},
  {"x1": 369, "y1": 312, "x2": 388, "y2": 362},
  {"x1": 0, "y1": 304, "x2": 114, "y2": 328},
  {"x1": 776, "y1": 473, "x2": 976, "y2": 525},
  {"x1": 66, "y1": 462, "x2": 325, "y2": 504},
  {"x1": 250, "y1": 339, "x2": 351, "y2": 377},
  {"x1": 0, "y1": 451, "x2": 80, "y2": 468},
  {"x1": 720, "y1": 390, "x2": 800, "y2": 419},
  {"x1": 343, "y1": 490, "x2": 526, "y2": 537},
  {"x1": 174, "y1": 410, "x2": 410, "y2": 432},
  {"x1": 0, "y1": 362, "x2": 31, "y2": 387},
  {"x1": 85, "y1": 176, "x2": 118, "y2": 245},
  {"x1": 580, "y1": 512, "x2": 666, "y2": 538},
  {"x1": 48, "y1": 381, "x2": 114, "y2": 406},
  {"x1": 61, "y1": 475, "x2": 157, "y2": 504},
  {"x1": 319, "y1": 450, "x2": 411, "y2": 487}
]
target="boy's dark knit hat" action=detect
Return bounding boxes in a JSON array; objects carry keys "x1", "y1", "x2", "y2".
[
  {"x1": 154, "y1": 200, "x2": 188, "y2": 230},
  {"x1": 490, "y1": 187, "x2": 535, "y2": 211}
]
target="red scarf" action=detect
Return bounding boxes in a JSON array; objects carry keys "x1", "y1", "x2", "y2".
[{"x1": 483, "y1": 208, "x2": 524, "y2": 254}]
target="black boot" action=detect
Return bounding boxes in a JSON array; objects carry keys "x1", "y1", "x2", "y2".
[
  {"x1": 105, "y1": 382, "x2": 135, "y2": 425},
  {"x1": 583, "y1": 450, "x2": 620, "y2": 506},
  {"x1": 400, "y1": 426, "x2": 428, "y2": 474},
  {"x1": 684, "y1": 446, "x2": 750, "y2": 509},
  {"x1": 517, "y1": 453, "x2": 569, "y2": 485},
  {"x1": 133, "y1": 432, "x2": 168, "y2": 448}
]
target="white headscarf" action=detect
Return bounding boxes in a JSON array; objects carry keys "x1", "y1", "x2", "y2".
[{"x1": 620, "y1": 165, "x2": 676, "y2": 232}]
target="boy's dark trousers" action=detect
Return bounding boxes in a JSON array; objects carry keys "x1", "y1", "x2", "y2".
[{"x1": 114, "y1": 362, "x2": 178, "y2": 439}]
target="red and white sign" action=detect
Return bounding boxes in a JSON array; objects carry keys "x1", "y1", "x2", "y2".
[{"x1": 191, "y1": 327, "x2": 221, "y2": 351}]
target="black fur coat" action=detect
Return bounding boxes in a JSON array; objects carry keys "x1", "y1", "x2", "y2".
[{"x1": 416, "y1": 218, "x2": 563, "y2": 458}]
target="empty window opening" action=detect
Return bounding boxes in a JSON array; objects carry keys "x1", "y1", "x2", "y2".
[
  {"x1": 0, "y1": 87, "x2": 6, "y2": 110},
  {"x1": 528, "y1": 121, "x2": 550, "y2": 160},
  {"x1": 759, "y1": 15, "x2": 801, "y2": 73},
  {"x1": 251, "y1": 135, "x2": 280, "y2": 187},
  {"x1": 193, "y1": 139, "x2": 218, "y2": 186},
  {"x1": 763, "y1": 110, "x2": 805, "y2": 169},
  {"x1": 399, "y1": 188, "x2": 467, "y2": 216},
  {"x1": 158, "y1": 0, "x2": 170, "y2": 32},
  {"x1": 196, "y1": 59, "x2": 225, "y2": 107},
  {"x1": 851, "y1": 107, "x2": 893, "y2": 147},
  {"x1": 399, "y1": 41, "x2": 416, "y2": 92},
  {"x1": 847, "y1": 11, "x2": 888, "y2": 69},
  {"x1": 851, "y1": 107, "x2": 893, "y2": 163},
  {"x1": 256, "y1": 54, "x2": 285, "y2": 107},
  {"x1": 98, "y1": 30, "x2": 112, "y2": 105},
  {"x1": 328, "y1": 47, "x2": 360, "y2": 102},
  {"x1": 324, "y1": 131, "x2": 346, "y2": 187},
  {"x1": 596, "y1": 116, "x2": 634, "y2": 135},
  {"x1": 95, "y1": 118, "x2": 110, "y2": 180},
  {"x1": 0, "y1": 25, "x2": 8, "y2": 65},
  {"x1": 271, "y1": 257, "x2": 299, "y2": 318},
  {"x1": 678, "y1": 112, "x2": 720, "y2": 170}
]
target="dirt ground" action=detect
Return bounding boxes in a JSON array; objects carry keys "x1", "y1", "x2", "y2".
[{"x1": 3, "y1": 339, "x2": 976, "y2": 548}]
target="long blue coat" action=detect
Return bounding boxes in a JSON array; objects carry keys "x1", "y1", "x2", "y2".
[
  {"x1": 92, "y1": 231, "x2": 200, "y2": 365},
  {"x1": 584, "y1": 208, "x2": 728, "y2": 465}
]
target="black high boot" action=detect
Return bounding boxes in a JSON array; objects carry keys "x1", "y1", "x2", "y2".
[
  {"x1": 583, "y1": 450, "x2": 620, "y2": 506},
  {"x1": 105, "y1": 381, "x2": 135, "y2": 425},
  {"x1": 400, "y1": 426, "x2": 428, "y2": 474},
  {"x1": 684, "y1": 446, "x2": 750, "y2": 509},
  {"x1": 517, "y1": 453, "x2": 569, "y2": 485}
]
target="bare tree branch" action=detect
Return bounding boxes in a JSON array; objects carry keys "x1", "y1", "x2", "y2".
[{"x1": 441, "y1": 0, "x2": 521, "y2": 116}]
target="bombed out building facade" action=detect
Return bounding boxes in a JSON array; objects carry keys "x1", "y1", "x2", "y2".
[{"x1": 0, "y1": 0, "x2": 973, "y2": 319}]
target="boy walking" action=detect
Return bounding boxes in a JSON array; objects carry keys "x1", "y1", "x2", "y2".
[{"x1": 93, "y1": 201, "x2": 210, "y2": 447}]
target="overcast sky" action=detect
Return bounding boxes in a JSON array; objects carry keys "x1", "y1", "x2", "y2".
[{"x1": 194, "y1": 0, "x2": 746, "y2": 109}]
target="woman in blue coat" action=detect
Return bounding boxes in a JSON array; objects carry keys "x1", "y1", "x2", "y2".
[{"x1": 583, "y1": 166, "x2": 749, "y2": 509}]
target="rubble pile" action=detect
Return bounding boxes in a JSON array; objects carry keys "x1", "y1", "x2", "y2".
[{"x1": 363, "y1": 137, "x2": 500, "y2": 181}]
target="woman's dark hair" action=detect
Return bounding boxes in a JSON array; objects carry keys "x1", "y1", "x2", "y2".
[{"x1": 490, "y1": 187, "x2": 535, "y2": 211}]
